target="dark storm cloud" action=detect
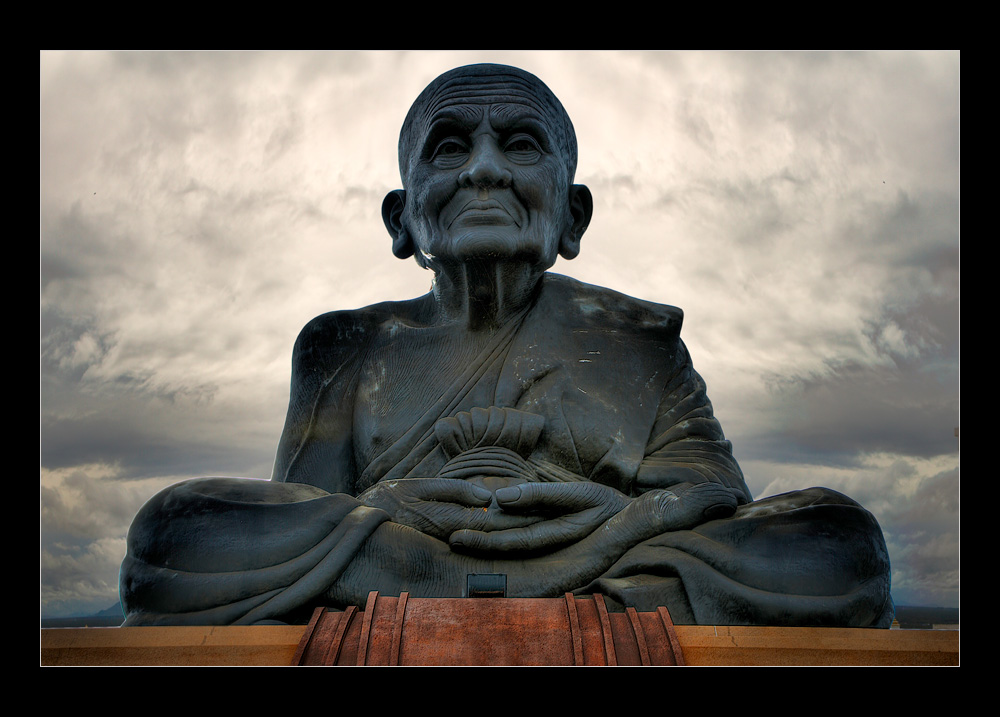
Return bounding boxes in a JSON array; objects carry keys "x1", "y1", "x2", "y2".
[
  {"x1": 39, "y1": 411, "x2": 273, "y2": 480},
  {"x1": 41, "y1": 468, "x2": 150, "y2": 542},
  {"x1": 40, "y1": 305, "x2": 279, "y2": 482},
  {"x1": 879, "y1": 464, "x2": 960, "y2": 606},
  {"x1": 737, "y1": 187, "x2": 960, "y2": 467},
  {"x1": 746, "y1": 359, "x2": 958, "y2": 466}
]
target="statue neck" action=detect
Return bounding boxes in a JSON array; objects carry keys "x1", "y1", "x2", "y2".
[{"x1": 430, "y1": 260, "x2": 544, "y2": 332}]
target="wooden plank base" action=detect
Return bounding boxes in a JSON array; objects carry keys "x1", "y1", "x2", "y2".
[{"x1": 41, "y1": 622, "x2": 957, "y2": 666}]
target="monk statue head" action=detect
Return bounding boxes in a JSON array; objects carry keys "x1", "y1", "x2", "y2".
[{"x1": 382, "y1": 64, "x2": 594, "y2": 273}]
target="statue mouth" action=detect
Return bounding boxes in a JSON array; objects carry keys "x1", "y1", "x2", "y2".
[{"x1": 450, "y1": 198, "x2": 520, "y2": 228}]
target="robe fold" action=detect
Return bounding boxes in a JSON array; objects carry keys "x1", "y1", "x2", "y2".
[{"x1": 120, "y1": 273, "x2": 892, "y2": 627}]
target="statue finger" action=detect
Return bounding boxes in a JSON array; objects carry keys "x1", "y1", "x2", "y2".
[
  {"x1": 494, "y1": 482, "x2": 629, "y2": 514},
  {"x1": 620, "y1": 484, "x2": 738, "y2": 536},
  {"x1": 399, "y1": 499, "x2": 544, "y2": 539},
  {"x1": 404, "y1": 478, "x2": 494, "y2": 507},
  {"x1": 674, "y1": 483, "x2": 738, "y2": 523},
  {"x1": 449, "y1": 506, "x2": 609, "y2": 555},
  {"x1": 396, "y1": 502, "x2": 489, "y2": 539},
  {"x1": 465, "y1": 511, "x2": 547, "y2": 532}
]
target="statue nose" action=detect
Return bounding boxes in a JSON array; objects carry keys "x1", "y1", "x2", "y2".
[{"x1": 459, "y1": 140, "x2": 512, "y2": 189}]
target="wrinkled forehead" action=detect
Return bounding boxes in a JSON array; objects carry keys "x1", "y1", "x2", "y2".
[
  {"x1": 399, "y1": 66, "x2": 578, "y2": 182},
  {"x1": 416, "y1": 71, "x2": 560, "y2": 124}
]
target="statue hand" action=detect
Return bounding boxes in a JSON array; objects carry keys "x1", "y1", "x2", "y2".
[
  {"x1": 449, "y1": 482, "x2": 737, "y2": 557},
  {"x1": 597, "y1": 482, "x2": 737, "y2": 544},
  {"x1": 448, "y1": 481, "x2": 632, "y2": 555},
  {"x1": 358, "y1": 478, "x2": 539, "y2": 541}
]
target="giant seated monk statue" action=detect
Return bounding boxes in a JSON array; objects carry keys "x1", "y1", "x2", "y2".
[{"x1": 120, "y1": 65, "x2": 893, "y2": 628}]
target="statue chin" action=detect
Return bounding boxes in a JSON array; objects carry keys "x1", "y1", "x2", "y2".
[{"x1": 440, "y1": 229, "x2": 554, "y2": 268}]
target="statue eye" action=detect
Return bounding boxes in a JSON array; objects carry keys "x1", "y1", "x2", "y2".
[
  {"x1": 431, "y1": 139, "x2": 469, "y2": 167},
  {"x1": 434, "y1": 137, "x2": 469, "y2": 159},
  {"x1": 504, "y1": 135, "x2": 541, "y2": 162},
  {"x1": 437, "y1": 140, "x2": 466, "y2": 155}
]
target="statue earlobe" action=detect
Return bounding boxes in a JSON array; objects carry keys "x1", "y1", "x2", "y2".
[
  {"x1": 382, "y1": 190, "x2": 414, "y2": 260},
  {"x1": 558, "y1": 184, "x2": 593, "y2": 260}
]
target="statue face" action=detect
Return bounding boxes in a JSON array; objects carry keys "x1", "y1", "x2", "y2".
[{"x1": 402, "y1": 98, "x2": 574, "y2": 271}]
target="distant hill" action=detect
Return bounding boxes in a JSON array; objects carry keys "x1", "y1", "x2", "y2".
[
  {"x1": 40, "y1": 601, "x2": 124, "y2": 628},
  {"x1": 96, "y1": 602, "x2": 125, "y2": 619}
]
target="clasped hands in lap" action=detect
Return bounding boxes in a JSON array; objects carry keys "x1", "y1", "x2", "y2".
[{"x1": 359, "y1": 454, "x2": 738, "y2": 558}]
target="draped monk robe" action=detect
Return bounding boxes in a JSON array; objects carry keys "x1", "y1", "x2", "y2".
[{"x1": 120, "y1": 274, "x2": 893, "y2": 627}]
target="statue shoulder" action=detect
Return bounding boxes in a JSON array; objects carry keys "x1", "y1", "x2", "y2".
[
  {"x1": 540, "y1": 273, "x2": 684, "y2": 339},
  {"x1": 292, "y1": 295, "x2": 433, "y2": 374},
  {"x1": 272, "y1": 295, "x2": 434, "y2": 486}
]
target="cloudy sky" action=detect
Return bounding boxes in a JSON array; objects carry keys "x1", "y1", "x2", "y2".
[{"x1": 40, "y1": 51, "x2": 959, "y2": 617}]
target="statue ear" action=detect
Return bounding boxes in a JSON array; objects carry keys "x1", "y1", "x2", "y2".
[
  {"x1": 558, "y1": 184, "x2": 593, "y2": 260},
  {"x1": 382, "y1": 190, "x2": 414, "y2": 260}
]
